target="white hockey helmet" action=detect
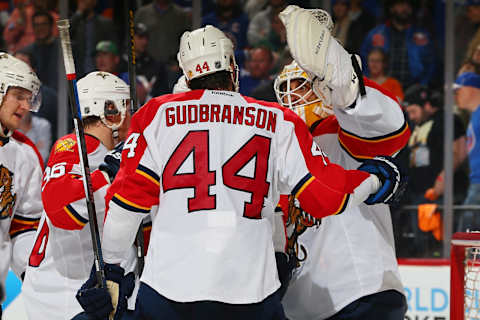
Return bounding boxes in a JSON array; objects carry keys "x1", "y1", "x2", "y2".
[
  {"x1": 77, "y1": 71, "x2": 130, "y2": 131},
  {"x1": 0, "y1": 52, "x2": 41, "y2": 112},
  {"x1": 274, "y1": 60, "x2": 333, "y2": 128},
  {"x1": 177, "y1": 25, "x2": 239, "y2": 91}
]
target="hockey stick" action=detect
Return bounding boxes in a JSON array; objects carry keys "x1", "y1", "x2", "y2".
[
  {"x1": 124, "y1": 0, "x2": 146, "y2": 276},
  {"x1": 57, "y1": 19, "x2": 107, "y2": 289}
]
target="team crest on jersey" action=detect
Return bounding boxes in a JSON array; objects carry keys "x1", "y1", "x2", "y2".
[
  {"x1": 55, "y1": 137, "x2": 76, "y2": 153},
  {"x1": 285, "y1": 196, "x2": 320, "y2": 267},
  {"x1": 0, "y1": 165, "x2": 16, "y2": 219}
]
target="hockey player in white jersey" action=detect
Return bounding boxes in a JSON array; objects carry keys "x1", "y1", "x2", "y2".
[
  {"x1": 76, "y1": 25, "x2": 407, "y2": 320},
  {"x1": 0, "y1": 52, "x2": 43, "y2": 318},
  {"x1": 275, "y1": 6, "x2": 409, "y2": 320},
  {"x1": 21, "y1": 71, "x2": 146, "y2": 320}
]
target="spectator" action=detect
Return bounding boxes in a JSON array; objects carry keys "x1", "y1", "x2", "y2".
[
  {"x1": 459, "y1": 43, "x2": 480, "y2": 75},
  {"x1": 14, "y1": 50, "x2": 58, "y2": 143},
  {"x1": 202, "y1": 0, "x2": 249, "y2": 67},
  {"x1": 361, "y1": 0, "x2": 435, "y2": 88},
  {"x1": 331, "y1": 0, "x2": 352, "y2": 48},
  {"x1": 22, "y1": 10, "x2": 60, "y2": 90},
  {"x1": 344, "y1": 0, "x2": 376, "y2": 54},
  {"x1": 173, "y1": 0, "x2": 215, "y2": 17},
  {"x1": 403, "y1": 85, "x2": 468, "y2": 255},
  {"x1": 244, "y1": 0, "x2": 268, "y2": 19},
  {"x1": 455, "y1": 0, "x2": 480, "y2": 73},
  {"x1": 367, "y1": 48, "x2": 404, "y2": 102},
  {"x1": 118, "y1": 23, "x2": 169, "y2": 98},
  {"x1": 239, "y1": 46, "x2": 273, "y2": 96},
  {"x1": 3, "y1": 0, "x2": 59, "y2": 53},
  {"x1": 247, "y1": 0, "x2": 287, "y2": 47},
  {"x1": 94, "y1": 40, "x2": 121, "y2": 75},
  {"x1": 405, "y1": 85, "x2": 467, "y2": 204},
  {"x1": 454, "y1": 72, "x2": 480, "y2": 231},
  {"x1": 0, "y1": 0, "x2": 12, "y2": 51},
  {"x1": 135, "y1": 0, "x2": 190, "y2": 66},
  {"x1": 4, "y1": 0, "x2": 57, "y2": 52},
  {"x1": 70, "y1": 0, "x2": 118, "y2": 77},
  {"x1": 18, "y1": 111, "x2": 51, "y2": 164}
]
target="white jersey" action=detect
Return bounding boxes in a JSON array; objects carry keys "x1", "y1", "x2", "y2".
[
  {"x1": 101, "y1": 89, "x2": 382, "y2": 304},
  {"x1": 282, "y1": 79, "x2": 410, "y2": 319},
  {"x1": 22, "y1": 134, "x2": 139, "y2": 320},
  {"x1": 0, "y1": 131, "x2": 43, "y2": 287}
]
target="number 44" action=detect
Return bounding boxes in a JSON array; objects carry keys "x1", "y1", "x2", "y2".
[{"x1": 163, "y1": 131, "x2": 271, "y2": 219}]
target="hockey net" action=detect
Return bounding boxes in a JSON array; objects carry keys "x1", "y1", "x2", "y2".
[{"x1": 451, "y1": 232, "x2": 480, "y2": 319}]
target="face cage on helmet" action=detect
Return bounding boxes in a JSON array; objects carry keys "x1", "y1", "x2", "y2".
[
  {"x1": 275, "y1": 76, "x2": 322, "y2": 111},
  {"x1": 90, "y1": 98, "x2": 128, "y2": 131}
]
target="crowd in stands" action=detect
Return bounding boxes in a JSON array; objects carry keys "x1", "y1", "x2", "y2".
[{"x1": 1, "y1": 0, "x2": 480, "y2": 258}]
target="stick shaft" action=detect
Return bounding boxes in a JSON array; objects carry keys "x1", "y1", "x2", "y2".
[
  {"x1": 57, "y1": 19, "x2": 106, "y2": 288},
  {"x1": 124, "y1": 0, "x2": 145, "y2": 276},
  {"x1": 126, "y1": 0, "x2": 138, "y2": 113}
]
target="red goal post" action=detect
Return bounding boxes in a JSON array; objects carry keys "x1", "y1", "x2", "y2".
[{"x1": 451, "y1": 232, "x2": 480, "y2": 319}]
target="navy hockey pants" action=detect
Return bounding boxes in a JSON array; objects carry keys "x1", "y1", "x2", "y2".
[
  {"x1": 132, "y1": 282, "x2": 286, "y2": 320},
  {"x1": 325, "y1": 290, "x2": 407, "y2": 320}
]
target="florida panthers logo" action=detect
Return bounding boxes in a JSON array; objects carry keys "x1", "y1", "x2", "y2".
[
  {"x1": 285, "y1": 195, "x2": 321, "y2": 267},
  {"x1": 54, "y1": 137, "x2": 76, "y2": 153},
  {"x1": 0, "y1": 165, "x2": 16, "y2": 219}
]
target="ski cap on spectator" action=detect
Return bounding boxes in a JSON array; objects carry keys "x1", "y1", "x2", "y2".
[
  {"x1": 403, "y1": 84, "x2": 430, "y2": 107},
  {"x1": 94, "y1": 40, "x2": 119, "y2": 56},
  {"x1": 135, "y1": 23, "x2": 148, "y2": 37},
  {"x1": 454, "y1": 72, "x2": 480, "y2": 90}
]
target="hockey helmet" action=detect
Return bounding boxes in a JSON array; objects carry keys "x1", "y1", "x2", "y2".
[
  {"x1": 177, "y1": 25, "x2": 239, "y2": 92},
  {"x1": 77, "y1": 71, "x2": 130, "y2": 131},
  {"x1": 0, "y1": 52, "x2": 41, "y2": 112},
  {"x1": 274, "y1": 61, "x2": 333, "y2": 128}
]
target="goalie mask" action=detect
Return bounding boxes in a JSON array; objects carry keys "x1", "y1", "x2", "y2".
[
  {"x1": 77, "y1": 71, "x2": 130, "y2": 132},
  {"x1": 177, "y1": 25, "x2": 239, "y2": 92},
  {"x1": 274, "y1": 61, "x2": 333, "y2": 128},
  {"x1": 0, "y1": 52, "x2": 41, "y2": 112}
]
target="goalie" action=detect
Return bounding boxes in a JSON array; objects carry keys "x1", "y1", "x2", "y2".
[{"x1": 275, "y1": 6, "x2": 410, "y2": 320}]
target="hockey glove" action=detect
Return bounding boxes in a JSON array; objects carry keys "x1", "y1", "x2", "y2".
[
  {"x1": 275, "y1": 252, "x2": 298, "y2": 299},
  {"x1": 76, "y1": 263, "x2": 135, "y2": 320},
  {"x1": 99, "y1": 142, "x2": 124, "y2": 183},
  {"x1": 358, "y1": 156, "x2": 408, "y2": 206}
]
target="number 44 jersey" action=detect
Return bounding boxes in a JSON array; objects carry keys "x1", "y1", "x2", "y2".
[{"x1": 101, "y1": 89, "x2": 381, "y2": 304}]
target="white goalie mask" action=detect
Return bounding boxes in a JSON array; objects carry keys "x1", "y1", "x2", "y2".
[
  {"x1": 77, "y1": 71, "x2": 130, "y2": 131},
  {"x1": 0, "y1": 52, "x2": 41, "y2": 112},
  {"x1": 177, "y1": 25, "x2": 239, "y2": 92},
  {"x1": 274, "y1": 61, "x2": 333, "y2": 128}
]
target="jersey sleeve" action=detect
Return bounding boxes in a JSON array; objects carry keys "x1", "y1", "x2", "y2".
[
  {"x1": 103, "y1": 101, "x2": 161, "y2": 263},
  {"x1": 276, "y1": 107, "x2": 378, "y2": 219},
  {"x1": 9, "y1": 132, "x2": 44, "y2": 277},
  {"x1": 323, "y1": 78, "x2": 410, "y2": 161},
  {"x1": 41, "y1": 136, "x2": 109, "y2": 230}
]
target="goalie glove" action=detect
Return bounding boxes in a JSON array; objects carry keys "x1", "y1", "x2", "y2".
[
  {"x1": 358, "y1": 156, "x2": 408, "y2": 206},
  {"x1": 279, "y1": 5, "x2": 360, "y2": 109},
  {"x1": 76, "y1": 264, "x2": 135, "y2": 320}
]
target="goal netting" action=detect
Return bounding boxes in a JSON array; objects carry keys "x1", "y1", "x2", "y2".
[{"x1": 451, "y1": 232, "x2": 480, "y2": 319}]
